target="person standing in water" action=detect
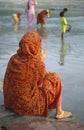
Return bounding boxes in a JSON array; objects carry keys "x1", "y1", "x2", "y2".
[
  {"x1": 12, "y1": 13, "x2": 21, "y2": 32},
  {"x1": 60, "y1": 11, "x2": 71, "y2": 43},
  {"x1": 25, "y1": 0, "x2": 38, "y2": 30}
]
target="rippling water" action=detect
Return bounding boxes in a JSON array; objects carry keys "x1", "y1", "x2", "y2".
[{"x1": 0, "y1": 0, "x2": 84, "y2": 122}]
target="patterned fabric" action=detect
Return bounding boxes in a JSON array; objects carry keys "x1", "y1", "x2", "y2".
[
  {"x1": 3, "y1": 31, "x2": 62, "y2": 116},
  {"x1": 37, "y1": 10, "x2": 49, "y2": 24}
]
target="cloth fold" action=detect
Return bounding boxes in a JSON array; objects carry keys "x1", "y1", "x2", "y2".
[{"x1": 3, "y1": 31, "x2": 62, "y2": 116}]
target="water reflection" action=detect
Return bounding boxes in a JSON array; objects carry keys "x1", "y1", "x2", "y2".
[
  {"x1": 37, "y1": 27, "x2": 47, "y2": 38},
  {"x1": 58, "y1": 42, "x2": 67, "y2": 65},
  {"x1": 13, "y1": 23, "x2": 21, "y2": 32}
]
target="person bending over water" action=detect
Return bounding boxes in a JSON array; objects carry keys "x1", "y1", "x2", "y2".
[
  {"x1": 12, "y1": 13, "x2": 21, "y2": 24},
  {"x1": 3, "y1": 31, "x2": 72, "y2": 119},
  {"x1": 37, "y1": 9, "x2": 50, "y2": 28}
]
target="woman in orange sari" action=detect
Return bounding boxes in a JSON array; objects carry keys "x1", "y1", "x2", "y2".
[{"x1": 3, "y1": 31, "x2": 72, "y2": 119}]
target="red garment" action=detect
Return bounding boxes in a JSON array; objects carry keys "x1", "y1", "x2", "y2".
[
  {"x1": 37, "y1": 10, "x2": 48, "y2": 24},
  {"x1": 3, "y1": 31, "x2": 62, "y2": 116}
]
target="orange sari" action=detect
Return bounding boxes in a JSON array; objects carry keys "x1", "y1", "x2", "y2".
[{"x1": 3, "y1": 31, "x2": 62, "y2": 116}]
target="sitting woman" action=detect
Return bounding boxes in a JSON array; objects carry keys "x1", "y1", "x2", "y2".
[
  {"x1": 37, "y1": 9, "x2": 50, "y2": 28},
  {"x1": 3, "y1": 31, "x2": 72, "y2": 119}
]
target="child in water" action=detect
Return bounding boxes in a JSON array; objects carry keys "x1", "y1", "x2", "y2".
[{"x1": 60, "y1": 11, "x2": 71, "y2": 43}]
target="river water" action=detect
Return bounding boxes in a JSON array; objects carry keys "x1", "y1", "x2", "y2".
[{"x1": 0, "y1": 0, "x2": 84, "y2": 122}]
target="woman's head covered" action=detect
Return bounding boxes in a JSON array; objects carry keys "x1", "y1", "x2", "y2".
[{"x1": 17, "y1": 31, "x2": 42, "y2": 58}]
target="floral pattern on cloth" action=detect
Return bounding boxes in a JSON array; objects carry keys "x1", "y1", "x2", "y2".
[{"x1": 3, "y1": 31, "x2": 62, "y2": 116}]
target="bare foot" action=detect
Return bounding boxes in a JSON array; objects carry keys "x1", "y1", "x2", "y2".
[{"x1": 56, "y1": 111, "x2": 72, "y2": 119}]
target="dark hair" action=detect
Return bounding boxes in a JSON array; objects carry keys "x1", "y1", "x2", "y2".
[
  {"x1": 63, "y1": 8, "x2": 68, "y2": 12},
  {"x1": 27, "y1": 2, "x2": 30, "y2": 10},
  {"x1": 60, "y1": 11, "x2": 64, "y2": 17}
]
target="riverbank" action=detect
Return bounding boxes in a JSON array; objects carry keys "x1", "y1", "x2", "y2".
[{"x1": 0, "y1": 99, "x2": 84, "y2": 130}]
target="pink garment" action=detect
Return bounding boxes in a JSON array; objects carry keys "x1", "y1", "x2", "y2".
[
  {"x1": 25, "y1": 0, "x2": 36, "y2": 28},
  {"x1": 48, "y1": 81, "x2": 63, "y2": 109}
]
